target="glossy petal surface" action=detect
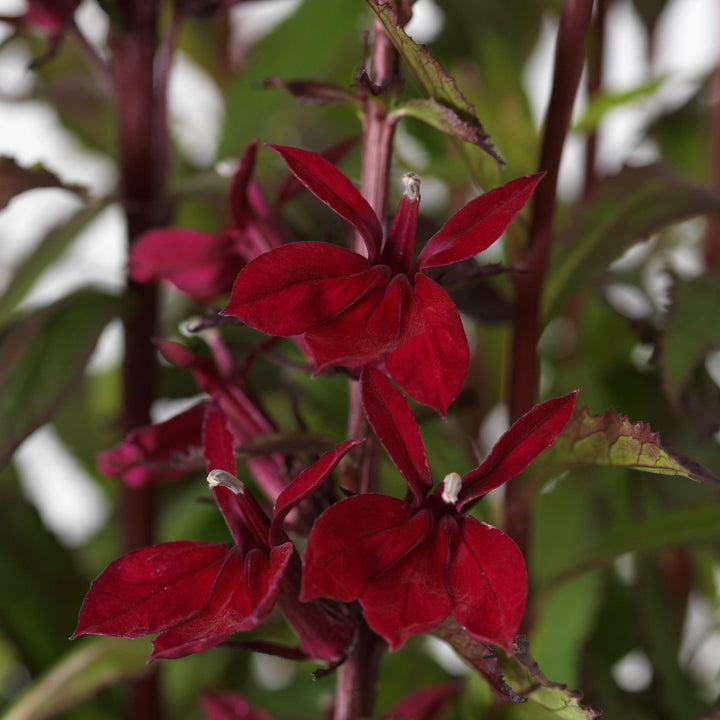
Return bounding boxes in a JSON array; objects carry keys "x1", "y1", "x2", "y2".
[
  {"x1": 301, "y1": 494, "x2": 430, "y2": 602},
  {"x1": 448, "y1": 517, "x2": 526, "y2": 652},
  {"x1": 360, "y1": 365, "x2": 432, "y2": 503},
  {"x1": 416, "y1": 174, "x2": 543, "y2": 269},
  {"x1": 224, "y1": 243, "x2": 375, "y2": 335},
  {"x1": 269, "y1": 144, "x2": 382, "y2": 259},
  {"x1": 386, "y1": 274, "x2": 469, "y2": 417}
]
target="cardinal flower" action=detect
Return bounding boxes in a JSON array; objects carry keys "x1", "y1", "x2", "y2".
[
  {"x1": 300, "y1": 366, "x2": 577, "y2": 652},
  {"x1": 73, "y1": 402, "x2": 356, "y2": 662},
  {"x1": 224, "y1": 145, "x2": 542, "y2": 416}
]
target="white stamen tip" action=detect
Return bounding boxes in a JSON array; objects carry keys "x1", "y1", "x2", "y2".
[
  {"x1": 207, "y1": 469, "x2": 244, "y2": 494},
  {"x1": 441, "y1": 472, "x2": 462, "y2": 504},
  {"x1": 402, "y1": 172, "x2": 421, "y2": 200}
]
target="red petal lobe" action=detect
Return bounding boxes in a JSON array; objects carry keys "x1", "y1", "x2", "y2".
[
  {"x1": 417, "y1": 173, "x2": 543, "y2": 270},
  {"x1": 360, "y1": 365, "x2": 432, "y2": 503},
  {"x1": 459, "y1": 391, "x2": 577, "y2": 507},
  {"x1": 269, "y1": 145, "x2": 382, "y2": 260},
  {"x1": 448, "y1": 517, "x2": 527, "y2": 653},
  {"x1": 386, "y1": 274, "x2": 469, "y2": 417},
  {"x1": 223, "y1": 243, "x2": 375, "y2": 336}
]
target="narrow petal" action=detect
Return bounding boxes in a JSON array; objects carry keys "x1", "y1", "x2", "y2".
[
  {"x1": 96, "y1": 402, "x2": 206, "y2": 488},
  {"x1": 381, "y1": 179, "x2": 420, "y2": 275},
  {"x1": 360, "y1": 365, "x2": 432, "y2": 503},
  {"x1": 386, "y1": 274, "x2": 469, "y2": 418},
  {"x1": 150, "y1": 543, "x2": 292, "y2": 660},
  {"x1": 458, "y1": 391, "x2": 577, "y2": 508},
  {"x1": 448, "y1": 517, "x2": 527, "y2": 653},
  {"x1": 202, "y1": 692, "x2": 273, "y2": 720},
  {"x1": 227, "y1": 140, "x2": 258, "y2": 228},
  {"x1": 359, "y1": 519, "x2": 451, "y2": 650},
  {"x1": 301, "y1": 495, "x2": 431, "y2": 602},
  {"x1": 269, "y1": 145, "x2": 383, "y2": 260},
  {"x1": 270, "y1": 438, "x2": 362, "y2": 544},
  {"x1": 223, "y1": 242, "x2": 376, "y2": 336},
  {"x1": 129, "y1": 228, "x2": 243, "y2": 301},
  {"x1": 203, "y1": 398, "x2": 250, "y2": 547},
  {"x1": 72, "y1": 541, "x2": 231, "y2": 638},
  {"x1": 305, "y1": 270, "x2": 412, "y2": 368},
  {"x1": 416, "y1": 174, "x2": 544, "y2": 270}
]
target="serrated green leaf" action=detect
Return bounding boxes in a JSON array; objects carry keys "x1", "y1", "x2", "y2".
[
  {"x1": 545, "y1": 407, "x2": 719, "y2": 485},
  {"x1": 0, "y1": 288, "x2": 119, "y2": 468},
  {"x1": 1, "y1": 637, "x2": 150, "y2": 720},
  {"x1": 572, "y1": 77, "x2": 666, "y2": 133},
  {"x1": 660, "y1": 274, "x2": 720, "y2": 409},
  {"x1": 390, "y1": 97, "x2": 483, "y2": 145},
  {"x1": 0, "y1": 202, "x2": 108, "y2": 323},
  {"x1": 365, "y1": 0, "x2": 500, "y2": 161},
  {"x1": 499, "y1": 637, "x2": 601, "y2": 718},
  {"x1": 0, "y1": 157, "x2": 89, "y2": 210},
  {"x1": 545, "y1": 165, "x2": 720, "y2": 319}
]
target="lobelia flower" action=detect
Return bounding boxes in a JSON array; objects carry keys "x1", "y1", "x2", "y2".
[
  {"x1": 129, "y1": 141, "x2": 288, "y2": 302},
  {"x1": 73, "y1": 401, "x2": 356, "y2": 662},
  {"x1": 224, "y1": 145, "x2": 542, "y2": 416},
  {"x1": 300, "y1": 366, "x2": 577, "y2": 652}
]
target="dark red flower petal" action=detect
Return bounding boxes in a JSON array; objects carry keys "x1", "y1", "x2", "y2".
[
  {"x1": 223, "y1": 242, "x2": 376, "y2": 336},
  {"x1": 72, "y1": 541, "x2": 231, "y2": 639},
  {"x1": 202, "y1": 691, "x2": 273, "y2": 720},
  {"x1": 386, "y1": 274, "x2": 469, "y2": 417},
  {"x1": 269, "y1": 145, "x2": 383, "y2": 260},
  {"x1": 385, "y1": 682, "x2": 461, "y2": 720},
  {"x1": 150, "y1": 544, "x2": 292, "y2": 660},
  {"x1": 458, "y1": 391, "x2": 577, "y2": 508},
  {"x1": 270, "y1": 439, "x2": 362, "y2": 544},
  {"x1": 96, "y1": 403, "x2": 206, "y2": 488},
  {"x1": 301, "y1": 494, "x2": 431, "y2": 603},
  {"x1": 360, "y1": 365, "x2": 432, "y2": 504},
  {"x1": 416, "y1": 173, "x2": 543, "y2": 270},
  {"x1": 25, "y1": 0, "x2": 76, "y2": 31},
  {"x1": 228, "y1": 141, "x2": 258, "y2": 228},
  {"x1": 304, "y1": 271, "x2": 412, "y2": 368},
  {"x1": 358, "y1": 517, "x2": 451, "y2": 650},
  {"x1": 381, "y1": 185, "x2": 420, "y2": 275},
  {"x1": 448, "y1": 517, "x2": 526, "y2": 653},
  {"x1": 129, "y1": 228, "x2": 243, "y2": 301}
]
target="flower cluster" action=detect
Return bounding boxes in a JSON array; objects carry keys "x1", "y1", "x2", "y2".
[{"x1": 75, "y1": 144, "x2": 573, "y2": 686}]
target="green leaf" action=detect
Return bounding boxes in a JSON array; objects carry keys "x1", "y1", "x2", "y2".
[
  {"x1": 545, "y1": 407, "x2": 719, "y2": 485},
  {"x1": 1, "y1": 638, "x2": 150, "y2": 720},
  {"x1": 390, "y1": 97, "x2": 487, "y2": 145},
  {"x1": 572, "y1": 77, "x2": 666, "y2": 133},
  {"x1": 365, "y1": 0, "x2": 501, "y2": 161},
  {"x1": 545, "y1": 165, "x2": 720, "y2": 319},
  {"x1": 0, "y1": 288, "x2": 119, "y2": 468},
  {"x1": 0, "y1": 202, "x2": 108, "y2": 323},
  {"x1": 498, "y1": 637, "x2": 601, "y2": 718},
  {"x1": 660, "y1": 274, "x2": 720, "y2": 409},
  {"x1": 0, "y1": 157, "x2": 89, "y2": 210}
]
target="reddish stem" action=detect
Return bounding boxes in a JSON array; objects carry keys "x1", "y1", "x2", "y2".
[
  {"x1": 705, "y1": 23, "x2": 720, "y2": 271},
  {"x1": 109, "y1": 3, "x2": 171, "y2": 718},
  {"x1": 335, "y1": 16, "x2": 399, "y2": 720},
  {"x1": 507, "y1": 0, "x2": 593, "y2": 558}
]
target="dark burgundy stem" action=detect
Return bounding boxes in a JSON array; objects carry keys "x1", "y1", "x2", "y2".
[
  {"x1": 583, "y1": 0, "x2": 608, "y2": 201},
  {"x1": 110, "y1": 3, "x2": 171, "y2": 719},
  {"x1": 507, "y1": 0, "x2": 593, "y2": 558},
  {"x1": 704, "y1": 18, "x2": 720, "y2": 271},
  {"x1": 335, "y1": 16, "x2": 399, "y2": 720}
]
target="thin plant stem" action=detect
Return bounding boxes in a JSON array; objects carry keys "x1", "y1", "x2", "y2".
[
  {"x1": 507, "y1": 0, "x2": 593, "y2": 561},
  {"x1": 704, "y1": 17, "x2": 720, "y2": 271}
]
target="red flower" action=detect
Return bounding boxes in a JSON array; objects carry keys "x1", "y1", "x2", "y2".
[
  {"x1": 224, "y1": 145, "x2": 541, "y2": 416},
  {"x1": 24, "y1": 0, "x2": 77, "y2": 32},
  {"x1": 129, "y1": 141, "x2": 287, "y2": 301},
  {"x1": 73, "y1": 402, "x2": 357, "y2": 662},
  {"x1": 300, "y1": 366, "x2": 577, "y2": 652}
]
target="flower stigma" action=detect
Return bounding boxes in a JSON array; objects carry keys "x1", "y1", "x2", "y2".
[
  {"x1": 207, "y1": 469, "x2": 245, "y2": 495},
  {"x1": 402, "y1": 172, "x2": 421, "y2": 200},
  {"x1": 441, "y1": 472, "x2": 462, "y2": 504}
]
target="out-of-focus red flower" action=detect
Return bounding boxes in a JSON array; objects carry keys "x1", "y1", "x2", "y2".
[
  {"x1": 300, "y1": 365, "x2": 577, "y2": 652},
  {"x1": 224, "y1": 145, "x2": 541, "y2": 416},
  {"x1": 24, "y1": 0, "x2": 77, "y2": 33}
]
